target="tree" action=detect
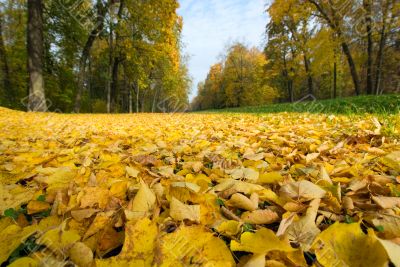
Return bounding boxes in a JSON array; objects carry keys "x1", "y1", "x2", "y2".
[
  {"x1": 0, "y1": 10, "x2": 13, "y2": 106},
  {"x1": 307, "y1": 0, "x2": 361, "y2": 96},
  {"x1": 193, "y1": 43, "x2": 277, "y2": 110},
  {"x1": 74, "y1": 0, "x2": 108, "y2": 113},
  {"x1": 27, "y1": 0, "x2": 46, "y2": 111}
]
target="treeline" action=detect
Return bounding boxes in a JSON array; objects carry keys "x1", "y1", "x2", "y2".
[
  {"x1": 0, "y1": 0, "x2": 190, "y2": 113},
  {"x1": 191, "y1": 44, "x2": 277, "y2": 110},
  {"x1": 192, "y1": 0, "x2": 400, "y2": 111}
]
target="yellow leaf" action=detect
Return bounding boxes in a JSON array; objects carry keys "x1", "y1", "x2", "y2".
[
  {"x1": 231, "y1": 227, "x2": 294, "y2": 254},
  {"x1": 216, "y1": 220, "x2": 242, "y2": 237},
  {"x1": 132, "y1": 181, "x2": 156, "y2": 213},
  {"x1": 27, "y1": 200, "x2": 50, "y2": 215},
  {"x1": 110, "y1": 181, "x2": 128, "y2": 199},
  {"x1": 38, "y1": 227, "x2": 81, "y2": 253},
  {"x1": 169, "y1": 197, "x2": 200, "y2": 222},
  {"x1": 312, "y1": 223, "x2": 389, "y2": 267},
  {"x1": 125, "y1": 166, "x2": 140, "y2": 178},
  {"x1": 380, "y1": 151, "x2": 400, "y2": 172},
  {"x1": 69, "y1": 242, "x2": 93, "y2": 267},
  {"x1": 96, "y1": 218, "x2": 158, "y2": 267},
  {"x1": 227, "y1": 193, "x2": 257, "y2": 211},
  {"x1": 0, "y1": 185, "x2": 35, "y2": 214},
  {"x1": 258, "y1": 172, "x2": 284, "y2": 184},
  {"x1": 241, "y1": 209, "x2": 279, "y2": 224},
  {"x1": 280, "y1": 180, "x2": 326, "y2": 201},
  {"x1": 79, "y1": 187, "x2": 110, "y2": 209},
  {"x1": 7, "y1": 257, "x2": 38, "y2": 267},
  {"x1": 160, "y1": 225, "x2": 235, "y2": 267},
  {"x1": 83, "y1": 212, "x2": 113, "y2": 240}
]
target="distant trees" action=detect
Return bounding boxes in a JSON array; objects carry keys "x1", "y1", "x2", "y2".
[
  {"x1": 192, "y1": 43, "x2": 277, "y2": 110},
  {"x1": 0, "y1": 0, "x2": 190, "y2": 113},
  {"x1": 264, "y1": 0, "x2": 400, "y2": 101},
  {"x1": 193, "y1": 0, "x2": 399, "y2": 111}
]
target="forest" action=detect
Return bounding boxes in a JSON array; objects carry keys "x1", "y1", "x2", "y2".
[
  {"x1": 0, "y1": 0, "x2": 190, "y2": 113},
  {"x1": 191, "y1": 0, "x2": 400, "y2": 111}
]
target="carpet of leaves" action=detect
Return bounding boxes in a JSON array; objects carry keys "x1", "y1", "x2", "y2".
[{"x1": 0, "y1": 107, "x2": 400, "y2": 267}]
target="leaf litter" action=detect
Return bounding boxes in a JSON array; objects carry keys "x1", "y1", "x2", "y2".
[{"x1": 0, "y1": 107, "x2": 400, "y2": 266}]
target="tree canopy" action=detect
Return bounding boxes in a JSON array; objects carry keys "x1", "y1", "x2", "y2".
[{"x1": 0, "y1": 0, "x2": 191, "y2": 113}]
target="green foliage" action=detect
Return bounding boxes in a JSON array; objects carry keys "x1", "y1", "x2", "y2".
[
  {"x1": 4, "y1": 208, "x2": 18, "y2": 220},
  {"x1": 242, "y1": 223, "x2": 254, "y2": 232},
  {"x1": 92, "y1": 99, "x2": 108, "y2": 113}
]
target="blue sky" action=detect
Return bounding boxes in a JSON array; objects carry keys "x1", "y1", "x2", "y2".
[{"x1": 178, "y1": 0, "x2": 269, "y2": 100}]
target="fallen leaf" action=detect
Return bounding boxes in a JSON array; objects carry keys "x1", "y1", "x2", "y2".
[
  {"x1": 241, "y1": 209, "x2": 279, "y2": 225},
  {"x1": 280, "y1": 180, "x2": 326, "y2": 201},
  {"x1": 27, "y1": 200, "x2": 50, "y2": 215},
  {"x1": 227, "y1": 193, "x2": 257, "y2": 211},
  {"x1": 231, "y1": 227, "x2": 294, "y2": 254},
  {"x1": 169, "y1": 197, "x2": 200, "y2": 223},
  {"x1": 69, "y1": 242, "x2": 93, "y2": 267},
  {"x1": 312, "y1": 223, "x2": 388, "y2": 267},
  {"x1": 160, "y1": 225, "x2": 235, "y2": 266},
  {"x1": 372, "y1": 196, "x2": 400, "y2": 209}
]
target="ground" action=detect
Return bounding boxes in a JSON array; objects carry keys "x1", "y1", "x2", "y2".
[{"x1": 0, "y1": 107, "x2": 400, "y2": 266}]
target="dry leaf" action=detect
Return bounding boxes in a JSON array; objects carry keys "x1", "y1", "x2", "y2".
[
  {"x1": 280, "y1": 180, "x2": 326, "y2": 201},
  {"x1": 169, "y1": 197, "x2": 200, "y2": 223}
]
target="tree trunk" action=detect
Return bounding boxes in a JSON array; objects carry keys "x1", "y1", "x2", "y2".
[
  {"x1": 341, "y1": 42, "x2": 361, "y2": 95},
  {"x1": 308, "y1": 0, "x2": 361, "y2": 96},
  {"x1": 152, "y1": 87, "x2": 159, "y2": 113},
  {"x1": 136, "y1": 82, "x2": 139, "y2": 113},
  {"x1": 0, "y1": 13, "x2": 13, "y2": 105},
  {"x1": 107, "y1": 16, "x2": 113, "y2": 114},
  {"x1": 27, "y1": 0, "x2": 46, "y2": 112},
  {"x1": 282, "y1": 53, "x2": 293, "y2": 103},
  {"x1": 74, "y1": 0, "x2": 107, "y2": 113},
  {"x1": 110, "y1": 0, "x2": 124, "y2": 113},
  {"x1": 364, "y1": 0, "x2": 373, "y2": 94},
  {"x1": 129, "y1": 88, "x2": 132, "y2": 113},
  {"x1": 303, "y1": 55, "x2": 314, "y2": 95},
  {"x1": 333, "y1": 62, "x2": 337, "y2": 98},
  {"x1": 110, "y1": 58, "x2": 119, "y2": 112}
]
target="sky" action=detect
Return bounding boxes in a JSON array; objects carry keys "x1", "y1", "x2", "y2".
[{"x1": 178, "y1": 0, "x2": 269, "y2": 100}]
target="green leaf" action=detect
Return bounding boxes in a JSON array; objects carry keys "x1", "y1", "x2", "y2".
[
  {"x1": 375, "y1": 225, "x2": 384, "y2": 232},
  {"x1": 4, "y1": 208, "x2": 18, "y2": 220},
  {"x1": 242, "y1": 223, "x2": 254, "y2": 232},
  {"x1": 36, "y1": 195, "x2": 46, "y2": 202},
  {"x1": 216, "y1": 198, "x2": 225, "y2": 207},
  {"x1": 345, "y1": 215, "x2": 354, "y2": 224}
]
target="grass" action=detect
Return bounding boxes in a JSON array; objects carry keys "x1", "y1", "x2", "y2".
[{"x1": 196, "y1": 94, "x2": 400, "y2": 115}]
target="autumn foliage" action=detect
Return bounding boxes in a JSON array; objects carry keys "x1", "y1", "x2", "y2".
[{"x1": 0, "y1": 107, "x2": 399, "y2": 266}]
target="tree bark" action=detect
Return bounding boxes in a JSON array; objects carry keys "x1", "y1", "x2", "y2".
[
  {"x1": 0, "y1": 13, "x2": 13, "y2": 105},
  {"x1": 364, "y1": 0, "x2": 373, "y2": 94},
  {"x1": 110, "y1": 57, "x2": 120, "y2": 112},
  {"x1": 303, "y1": 55, "x2": 314, "y2": 95},
  {"x1": 110, "y1": 0, "x2": 124, "y2": 113},
  {"x1": 27, "y1": 0, "x2": 46, "y2": 112},
  {"x1": 74, "y1": 0, "x2": 107, "y2": 113},
  {"x1": 341, "y1": 41, "x2": 360, "y2": 95},
  {"x1": 282, "y1": 52, "x2": 293, "y2": 102}
]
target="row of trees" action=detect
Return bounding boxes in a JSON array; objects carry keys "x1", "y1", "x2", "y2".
[
  {"x1": 0, "y1": 0, "x2": 191, "y2": 113},
  {"x1": 191, "y1": 44, "x2": 277, "y2": 110},
  {"x1": 192, "y1": 0, "x2": 399, "y2": 110}
]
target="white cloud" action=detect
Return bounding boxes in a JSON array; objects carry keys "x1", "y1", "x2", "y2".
[{"x1": 178, "y1": 0, "x2": 269, "y2": 100}]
